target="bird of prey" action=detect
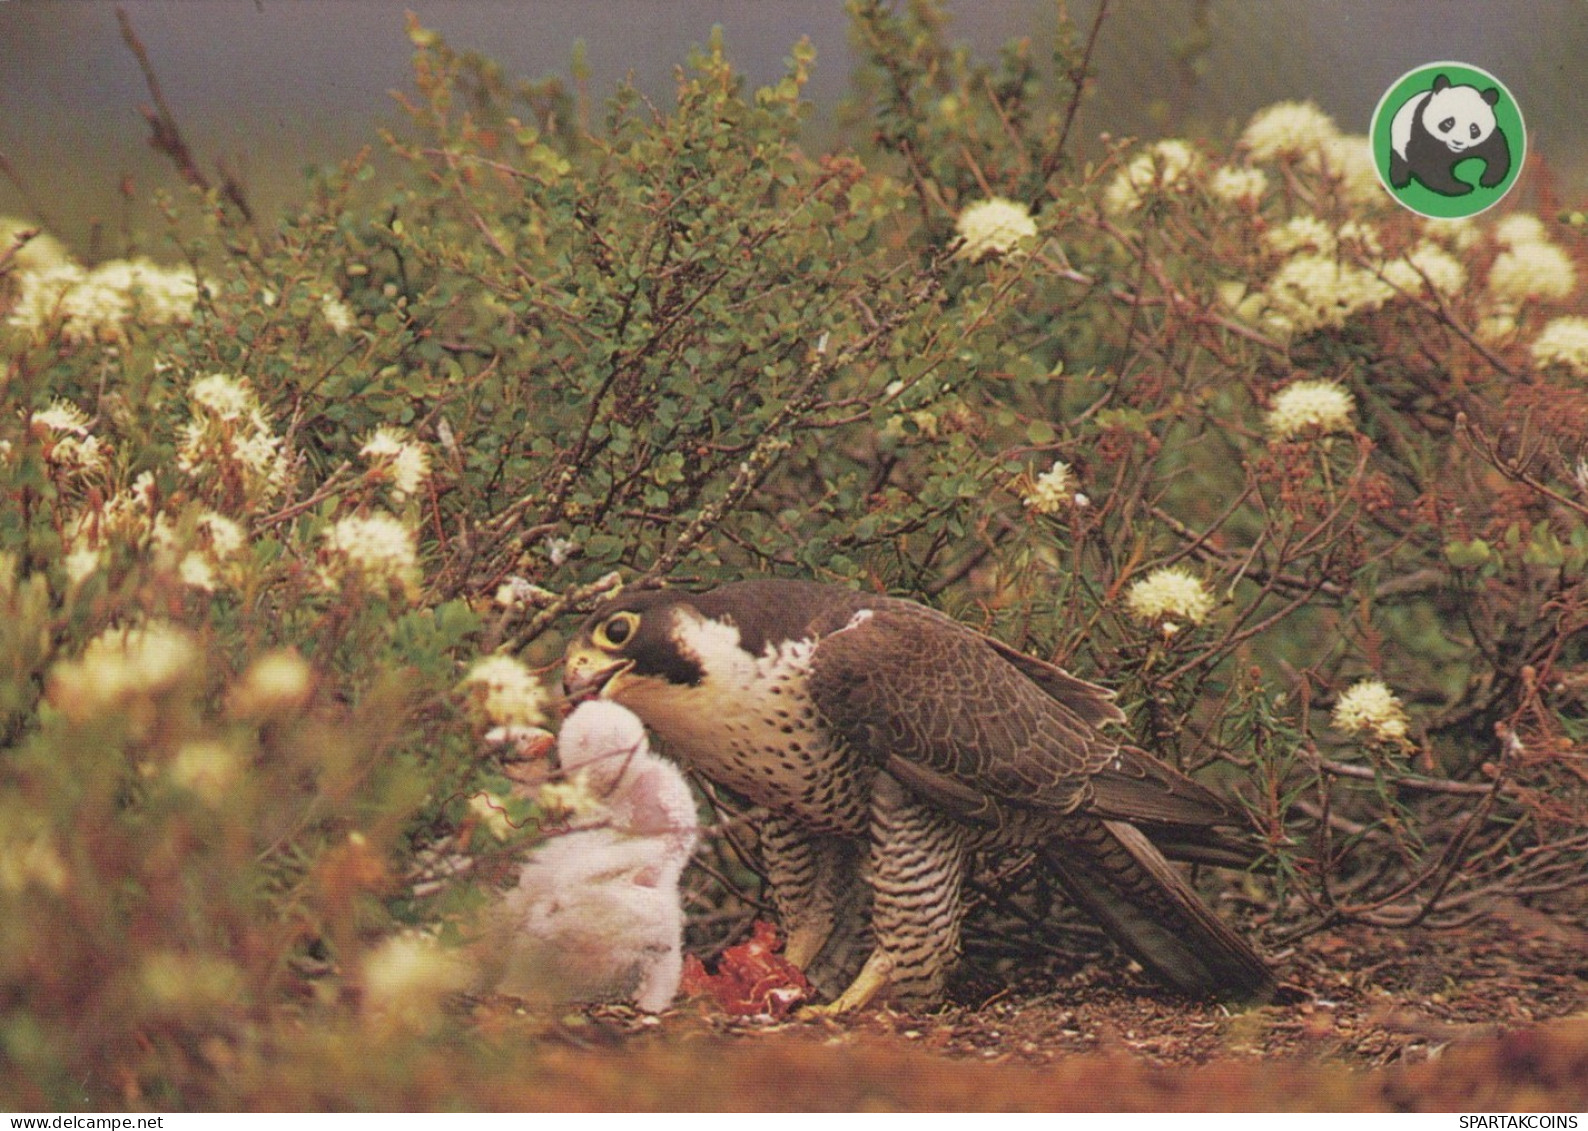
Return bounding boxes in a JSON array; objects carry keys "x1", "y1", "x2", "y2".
[
  {"x1": 562, "y1": 579, "x2": 1274, "y2": 1013},
  {"x1": 486, "y1": 701, "x2": 699, "y2": 1013}
]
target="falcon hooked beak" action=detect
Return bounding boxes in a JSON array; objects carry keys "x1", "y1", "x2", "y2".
[{"x1": 562, "y1": 651, "x2": 631, "y2": 703}]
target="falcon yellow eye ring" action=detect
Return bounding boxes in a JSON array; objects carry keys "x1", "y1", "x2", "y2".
[{"x1": 594, "y1": 611, "x2": 640, "y2": 650}]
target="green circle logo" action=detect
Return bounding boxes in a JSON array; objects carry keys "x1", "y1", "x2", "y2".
[{"x1": 1369, "y1": 62, "x2": 1525, "y2": 218}]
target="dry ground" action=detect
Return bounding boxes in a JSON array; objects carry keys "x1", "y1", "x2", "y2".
[{"x1": 468, "y1": 908, "x2": 1588, "y2": 1111}]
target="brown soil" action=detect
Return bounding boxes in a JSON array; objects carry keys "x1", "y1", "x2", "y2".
[{"x1": 472, "y1": 908, "x2": 1588, "y2": 1111}]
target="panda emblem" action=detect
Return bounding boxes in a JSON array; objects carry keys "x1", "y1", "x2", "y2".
[{"x1": 1389, "y1": 73, "x2": 1512, "y2": 196}]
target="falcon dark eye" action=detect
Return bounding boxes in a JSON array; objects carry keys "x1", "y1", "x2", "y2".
[{"x1": 595, "y1": 611, "x2": 639, "y2": 649}]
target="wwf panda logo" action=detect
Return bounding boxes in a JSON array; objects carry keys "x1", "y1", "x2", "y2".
[
  {"x1": 1388, "y1": 74, "x2": 1511, "y2": 196},
  {"x1": 1372, "y1": 64, "x2": 1524, "y2": 217}
]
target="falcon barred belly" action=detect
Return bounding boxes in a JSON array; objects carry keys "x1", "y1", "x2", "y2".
[{"x1": 562, "y1": 579, "x2": 1275, "y2": 1012}]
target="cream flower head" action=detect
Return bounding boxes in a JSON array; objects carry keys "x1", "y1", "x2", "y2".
[
  {"x1": 228, "y1": 649, "x2": 314, "y2": 718},
  {"x1": 462, "y1": 654, "x2": 551, "y2": 729},
  {"x1": 1266, "y1": 380, "x2": 1356, "y2": 441},
  {"x1": 1208, "y1": 166, "x2": 1269, "y2": 207},
  {"x1": 1331, "y1": 679, "x2": 1411, "y2": 745},
  {"x1": 30, "y1": 400, "x2": 107, "y2": 479},
  {"x1": 0, "y1": 217, "x2": 74, "y2": 274},
  {"x1": 361, "y1": 427, "x2": 431, "y2": 502},
  {"x1": 1531, "y1": 316, "x2": 1588, "y2": 379},
  {"x1": 320, "y1": 293, "x2": 355, "y2": 335},
  {"x1": 188, "y1": 373, "x2": 260, "y2": 422},
  {"x1": 48, "y1": 621, "x2": 199, "y2": 721},
  {"x1": 1023, "y1": 459, "x2": 1076, "y2": 516},
  {"x1": 1488, "y1": 242, "x2": 1577, "y2": 303},
  {"x1": 7, "y1": 258, "x2": 196, "y2": 343},
  {"x1": 1492, "y1": 213, "x2": 1548, "y2": 247},
  {"x1": 1240, "y1": 101, "x2": 1340, "y2": 162},
  {"x1": 955, "y1": 197, "x2": 1038, "y2": 260},
  {"x1": 1125, "y1": 566, "x2": 1215, "y2": 632},
  {"x1": 1265, "y1": 215, "x2": 1336, "y2": 256},
  {"x1": 1309, "y1": 135, "x2": 1380, "y2": 205},
  {"x1": 320, "y1": 511, "x2": 421, "y2": 599},
  {"x1": 1379, "y1": 242, "x2": 1467, "y2": 297},
  {"x1": 1104, "y1": 140, "x2": 1202, "y2": 214},
  {"x1": 178, "y1": 374, "x2": 290, "y2": 505},
  {"x1": 1263, "y1": 253, "x2": 1393, "y2": 335}
]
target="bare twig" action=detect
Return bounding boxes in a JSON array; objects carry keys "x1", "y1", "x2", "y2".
[
  {"x1": 116, "y1": 6, "x2": 254, "y2": 223},
  {"x1": 1041, "y1": 0, "x2": 1109, "y2": 191}
]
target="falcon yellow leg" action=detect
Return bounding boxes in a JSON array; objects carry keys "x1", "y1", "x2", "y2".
[{"x1": 802, "y1": 949, "x2": 894, "y2": 1016}]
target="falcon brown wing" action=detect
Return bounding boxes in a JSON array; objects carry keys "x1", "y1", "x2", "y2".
[
  {"x1": 808, "y1": 600, "x2": 1259, "y2": 850},
  {"x1": 805, "y1": 602, "x2": 1119, "y2": 819}
]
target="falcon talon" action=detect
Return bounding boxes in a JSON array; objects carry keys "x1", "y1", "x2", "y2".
[{"x1": 564, "y1": 579, "x2": 1276, "y2": 1011}]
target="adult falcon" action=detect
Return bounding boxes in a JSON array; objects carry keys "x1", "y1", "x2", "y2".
[{"x1": 562, "y1": 579, "x2": 1274, "y2": 1012}]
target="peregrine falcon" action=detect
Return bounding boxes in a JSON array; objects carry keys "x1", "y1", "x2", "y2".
[{"x1": 562, "y1": 579, "x2": 1274, "y2": 1012}]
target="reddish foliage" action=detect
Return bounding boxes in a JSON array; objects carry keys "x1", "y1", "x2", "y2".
[{"x1": 681, "y1": 920, "x2": 813, "y2": 1019}]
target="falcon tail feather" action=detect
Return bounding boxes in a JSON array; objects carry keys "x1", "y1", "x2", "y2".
[{"x1": 1039, "y1": 818, "x2": 1276, "y2": 1003}]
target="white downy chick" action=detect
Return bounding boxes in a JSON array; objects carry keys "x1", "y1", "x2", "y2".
[
  {"x1": 489, "y1": 701, "x2": 698, "y2": 1012},
  {"x1": 555, "y1": 699, "x2": 699, "y2": 887}
]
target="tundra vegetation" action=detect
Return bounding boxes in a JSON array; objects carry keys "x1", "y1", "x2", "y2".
[{"x1": 2, "y1": 2, "x2": 1585, "y2": 1110}]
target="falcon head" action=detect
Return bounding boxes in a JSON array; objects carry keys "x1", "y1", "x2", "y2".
[
  {"x1": 561, "y1": 589, "x2": 712, "y2": 706},
  {"x1": 562, "y1": 581, "x2": 845, "y2": 714}
]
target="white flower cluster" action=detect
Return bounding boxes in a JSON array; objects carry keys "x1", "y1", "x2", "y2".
[
  {"x1": 168, "y1": 511, "x2": 249, "y2": 593},
  {"x1": 1261, "y1": 253, "x2": 1393, "y2": 336},
  {"x1": 320, "y1": 293, "x2": 356, "y2": 335},
  {"x1": 1240, "y1": 101, "x2": 1339, "y2": 163},
  {"x1": 361, "y1": 427, "x2": 431, "y2": 502},
  {"x1": 176, "y1": 374, "x2": 291, "y2": 505},
  {"x1": 462, "y1": 654, "x2": 552, "y2": 729},
  {"x1": 1331, "y1": 679, "x2": 1411, "y2": 746},
  {"x1": 0, "y1": 216, "x2": 73, "y2": 274},
  {"x1": 1531, "y1": 316, "x2": 1588, "y2": 379},
  {"x1": 319, "y1": 511, "x2": 421, "y2": 600},
  {"x1": 1208, "y1": 166, "x2": 1268, "y2": 208},
  {"x1": 227, "y1": 649, "x2": 314, "y2": 718},
  {"x1": 1104, "y1": 140, "x2": 1202, "y2": 215},
  {"x1": 1308, "y1": 135, "x2": 1381, "y2": 206},
  {"x1": 1487, "y1": 214, "x2": 1577, "y2": 304},
  {"x1": 1232, "y1": 208, "x2": 1473, "y2": 338},
  {"x1": 1378, "y1": 241, "x2": 1467, "y2": 298},
  {"x1": 1125, "y1": 566, "x2": 1215, "y2": 634},
  {"x1": 361, "y1": 932, "x2": 472, "y2": 1022},
  {"x1": 59, "y1": 462, "x2": 254, "y2": 595},
  {"x1": 7, "y1": 254, "x2": 197, "y2": 344},
  {"x1": 1023, "y1": 459, "x2": 1076, "y2": 516},
  {"x1": 29, "y1": 400, "x2": 108, "y2": 482},
  {"x1": 48, "y1": 621, "x2": 198, "y2": 724},
  {"x1": 167, "y1": 739, "x2": 243, "y2": 806},
  {"x1": 1236, "y1": 105, "x2": 1375, "y2": 203},
  {"x1": 955, "y1": 197, "x2": 1038, "y2": 260},
  {"x1": 1265, "y1": 215, "x2": 1341, "y2": 256},
  {"x1": 1494, "y1": 214, "x2": 1546, "y2": 245},
  {"x1": 1266, "y1": 380, "x2": 1356, "y2": 441},
  {"x1": 60, "y1": 471, "x2": 159, "y2": 585}
]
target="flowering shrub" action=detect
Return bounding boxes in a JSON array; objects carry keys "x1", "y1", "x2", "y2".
[{"x1": 1, "y1": 1, "x2": 1585, "y2": 1106}]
